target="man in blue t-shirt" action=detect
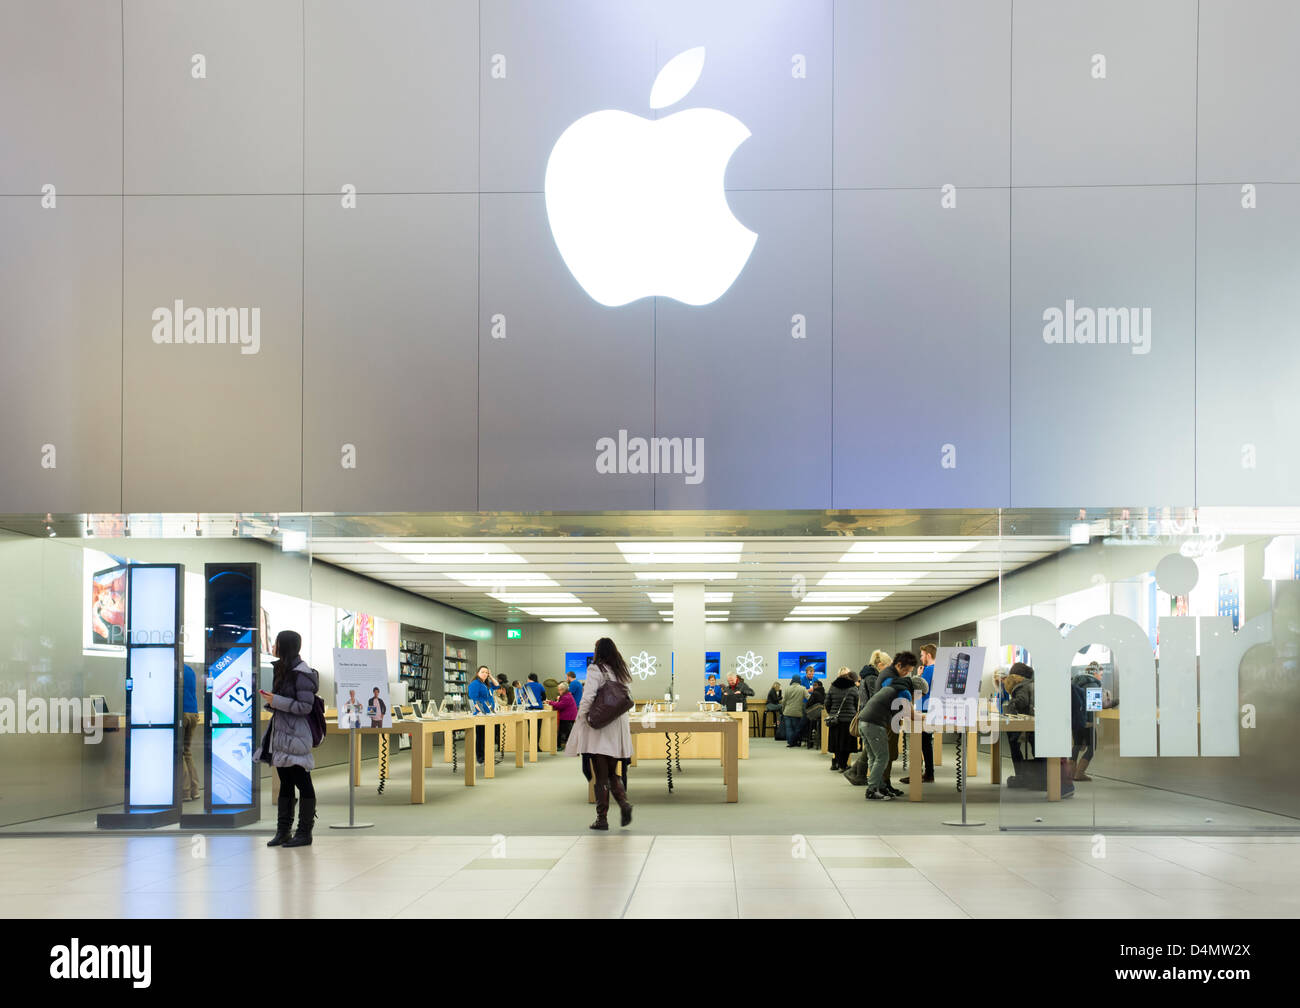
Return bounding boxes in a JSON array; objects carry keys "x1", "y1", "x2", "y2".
[
  {"x1": 902, "y1": 644, "x2": 937, "y2": 785},
  {"x1": 524, "y1": 673, "x2": 546, "y2": 709},
  {"x1": 181, "y1": 664, "x2": 199, "y2": 800},
  {"x1": 566, "y1": 669, "x2": 584, "y2": 708}
]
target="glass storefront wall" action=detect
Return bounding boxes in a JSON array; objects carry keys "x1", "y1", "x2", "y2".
[{"x1": 0, "y1": 508, "x2": 1296, "y2": 834}]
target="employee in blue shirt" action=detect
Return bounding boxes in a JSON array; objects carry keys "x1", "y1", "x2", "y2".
[
  {"x1": 524, "y1": 673, "x2": 546, "y2": 709},
  {"x1": 704, "y1": 674, "x2": 722, "y2": 703},
  {"x1": 566, "y1": 669, "x2": 584, "y2": 708},
  {"x1": 181, "y1": 663, "x2": 199, "y2": 800},
  {"x1": 902, "y1": 644, "x2": 937, "y2": 785},
  {"x1": 468, "y1": 665, "x2": 500, "y2": 765}
]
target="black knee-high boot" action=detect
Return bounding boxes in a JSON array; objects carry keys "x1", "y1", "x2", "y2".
[
  {"x1": 284, "y1": 796, "x2": 316, "y2": 847},
  {"x1": 267, "y1": 790, "x2": 295, "y2": 847}
]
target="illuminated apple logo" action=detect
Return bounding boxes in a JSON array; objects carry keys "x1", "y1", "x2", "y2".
[{"x1": 544, "y1": 47, "x2": 757, "y2": 308}]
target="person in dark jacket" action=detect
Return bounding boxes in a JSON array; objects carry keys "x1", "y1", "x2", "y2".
[
  {"x1": 718, "y1": 673, "x2": 753, "y2": 711},
  {"x1": 825, "y1": 667, "x2": 860, "y2": 772},
  {"x1": 861, "y1": 652, "x2": 926, "y2": 800},
  {"x1": 844, "y1": 651, "x2": 892, "y2": 785},
  {"x1": 1071, "y1": 663, "x2": 1102, "y2": 780},
  {"x1": 1003, "y1": 662, "x2": 1035, "y2": 783},
  {"x1": 258, "y1": 630, "x2": 319, "y2": 848},
  {"x1": 1002, "y1": 663, "x2": 1073, "y2": 797},
  {"x1": 765, "y1": 681, "x2": 783, "y2": 709},
  {"x1": 802, "y1": 678, "x2": 826, "y2": 748}
]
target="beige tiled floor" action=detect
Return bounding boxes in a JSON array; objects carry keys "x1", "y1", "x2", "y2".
[{"x1": 0, "y1": 833, "x2": 1296, "y2": 918}]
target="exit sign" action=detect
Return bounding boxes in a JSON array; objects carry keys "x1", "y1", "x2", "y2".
[{"x1": 506, "y1": 627, "x2": 523, "y2": 640}]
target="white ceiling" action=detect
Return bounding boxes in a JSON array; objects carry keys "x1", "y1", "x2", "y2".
[{"x1": 309, "y1": 535, "x2": 1069, "y2": 624}]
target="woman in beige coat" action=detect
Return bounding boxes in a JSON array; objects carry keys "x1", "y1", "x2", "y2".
[{"x1": 566, "y1": 637, "x2": 634, "y2": 830}]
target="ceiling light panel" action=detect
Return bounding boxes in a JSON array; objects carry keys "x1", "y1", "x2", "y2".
[
  {"x1": 818, "y1": 571, "x2": 924, "y2": 585},
  {"x1": 801, "y1": 591, "x2": 892, "y2": 603},
  {"x1": 379, "y1": 542, "x2": 526, "y2": 564},
  {"x1": 488, "y1": 593, "x2": 583, "y2": 605},
  {"x1": 451, "y1": 573, "x2": 558, "y2": 587},
  {"x1": 646, "y1": 592, "x2": 734, "y2": 603},
  {"x1": 519, "y1": 607, "x2": 600, "y2": 617},
  {"x1": 634, "y1": 571, "x2": 738, "y2": 580}
]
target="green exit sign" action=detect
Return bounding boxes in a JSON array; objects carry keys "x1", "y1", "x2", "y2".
[{"x1": 506, "y1": 627, "x2": 523, "y2": 640}]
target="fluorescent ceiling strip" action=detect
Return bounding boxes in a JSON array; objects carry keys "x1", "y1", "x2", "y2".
[
  {"x1": 646, "y1": 592, "x2": 733, "y2": 603},
  {"x1": 818, "y1": 571, "x2": 923, "y2": 586},
  {"x1": 452, "y1": 572, "x2": 557, "y2": 587},
  {"x1": 519, "y1": 606, "x2": 600, "y2": 617},
  {"x1": 488, "y1": 592, "x2": 583, "y2": 605},
  {"x1": 621, "y1": 554, "x2": 743, "y2": 565},
  {"x1": 634, "y1": 571, "x2": 738, "y2": 580},
  {"x1": 379, "y1": 542, "x2": 526, "y2": 563},
  {"x1": 658, "y1": 610, "x2": 730, "y2": 617},
  {"x1": 784, "y1": 616, "x2": 850, "y2": 622},
  {"x1": 790, "y1": 606, "x2": 867, "y2": 616},
  {"x1": 541, "y1": 617, "x2": 607, "y2": 623},
  {"x1": 617, "y1": 541, "x2": 743, "y2": 556},
  {"x1": 839, "y1": 540, "x2": 980, "y2": 564},
  {"x1": 801, "y1": 591, "x2": 892, "y2": 603}
]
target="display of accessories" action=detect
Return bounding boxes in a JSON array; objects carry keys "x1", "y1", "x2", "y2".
[{"x1": 398, "y1": 638, "x2": 432, "y2": 704}]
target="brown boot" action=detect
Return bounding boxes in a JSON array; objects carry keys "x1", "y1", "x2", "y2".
[
  {"x1": 1074, "y1": 757, "x2": 1092, "y2": 781},
  {"x1": 610, "y1": 771, "x2": 633, "y2": 827},
  {"x1": 591, "y1": 782, "x2": 610, "y2": 830}
]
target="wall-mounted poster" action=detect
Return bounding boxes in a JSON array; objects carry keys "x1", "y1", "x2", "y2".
[
  {"x1": 90, "y1": 564, "x2": 128, "y2": 647},
  {"x1": 334, "y1": 647, "x2": 391, "y2": 729},
  {"x1": 337, "y1": 610, "x2": 376, "y2": 649},
  {"x1": 778, "y1": 651, "x2": 826, "y2": 685}
]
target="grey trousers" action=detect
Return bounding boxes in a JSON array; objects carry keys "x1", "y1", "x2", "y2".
[{"x1": 864, "y1": 722, "x2": 891, "y2": 792}]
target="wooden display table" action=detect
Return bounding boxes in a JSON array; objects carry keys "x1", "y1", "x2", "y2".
[
  {"x1": 499, "y1": 709, "x2": 559, "y2": 759},
  {"x1": 268, "y1": 711, "x2": 534, "y2": 805},
  {"x1": 893, "y1": 712, "x2": 1062, "y2": 803},
  {"x1": 631, "y1": 709, "x2": 748, "y2": 761},
  {"x1": 586, "y1": 714, "x2": 740, "y2": 803}
]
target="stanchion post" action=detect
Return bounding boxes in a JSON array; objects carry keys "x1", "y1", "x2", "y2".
[{"x1": 330, "y1": 726, "x2": 374, "y2": 830}]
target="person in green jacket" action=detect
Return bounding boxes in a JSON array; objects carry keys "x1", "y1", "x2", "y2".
[{"x1": 781, "y1": 677, "x2": 806, "y2": 747}]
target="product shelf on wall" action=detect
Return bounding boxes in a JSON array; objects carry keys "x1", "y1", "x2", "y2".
[{"x1": 398, "y1": 633, "x2": 432, "y2": 704}]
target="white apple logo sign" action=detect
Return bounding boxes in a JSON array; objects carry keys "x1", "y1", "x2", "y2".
[{"x1": 544, "y1": 47, "x2": 757, "y2": 308}]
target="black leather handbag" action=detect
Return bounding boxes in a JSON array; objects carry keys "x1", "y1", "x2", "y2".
[{"x1": 586, "y1": 667, "x2": 633, "y2": 729}]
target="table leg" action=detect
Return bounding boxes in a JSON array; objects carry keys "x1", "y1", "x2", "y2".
[
  {"x1": 909, "y1": 729, "x2": 924, "y2": 802},
  {"x1": 484, "y1": 723, "x2": 496, "y2": 779},
  {"x1": 443, "y1": 728, "x2": 452, "y2": 763},
  {"x1": 464, "y1": 725, "x2": 477, "y2": 786},
  {"x1": 352, "y1": 731, "x2": 362, "y2": 785},
  {"x1": 546, "y1": 715, "x2": 557, "y2": 754},
  {"x1": 410, "y1": 728, "x2": 425, "y2": 804},
  {"x1": 514, "y1": 719, "x2": 525, "y2": 768},
  {"x1": 991, "y1": 734, "x2": 1002, "y2": 784},
  {"x1": 935, "y1": 730, "x2": 943, "y2": 767},
  {"x1": 1047, "y1": 758, "x2": 1062, "y2": 802},
  {"x1": 528, "y1": 716, "x2": 538, "y2": 763},
  {"x1": 725, "y1": 723, "x2": 738, "y2": 803},
  {"x1": 967, "y1": 731, "x2": 978, "y2": 778}
]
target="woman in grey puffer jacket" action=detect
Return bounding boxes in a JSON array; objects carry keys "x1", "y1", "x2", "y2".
[{"x1": 259, "y1": 630, "x2": 319, "y2": 848}]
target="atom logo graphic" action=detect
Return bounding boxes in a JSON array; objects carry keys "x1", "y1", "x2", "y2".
[
  {"x1": 628, "y1": 650, "x2": 659, "y2": 680},
  {"x1": 735, "y1": 651, "x2": 764, "y2": 681}
]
